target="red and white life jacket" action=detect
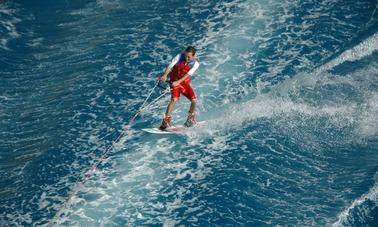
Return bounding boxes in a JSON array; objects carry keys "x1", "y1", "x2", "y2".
[{"x1": 170, "y1": 53, "x2": 197, "y2": 82}]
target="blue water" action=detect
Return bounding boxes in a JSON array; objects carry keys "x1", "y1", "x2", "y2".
[{"x1": 1, "y1": 0, "x2": 378, "y2": 226}]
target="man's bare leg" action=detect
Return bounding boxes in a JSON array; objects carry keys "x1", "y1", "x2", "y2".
[
  {"x1": 165, "y1": 99, "x2": 178, "y2": 116},
  {"x1": 189, "y1": 99, "x2": 196, "y2": 114},
  {"x1": 185, "y1": 99, "x2": 197, "y2": 127},
  {"x1": 159, "y1": 99, "x2": 178, "y2": 130}
]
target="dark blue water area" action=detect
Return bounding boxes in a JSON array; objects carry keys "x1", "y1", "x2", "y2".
[{"x1": 1, "y1": 0, "x2": 378, "y2": 226}]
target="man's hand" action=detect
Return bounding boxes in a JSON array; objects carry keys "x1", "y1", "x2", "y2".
[
  {"x1": 172, "y1": 81, "x2": 180, "y2": 87},
  {"x1": 160, "y1": 75, "x2": 167, "y2": 81},
  {"x1": 160, "y1": 66, "x2": 171, "y2": 82}
]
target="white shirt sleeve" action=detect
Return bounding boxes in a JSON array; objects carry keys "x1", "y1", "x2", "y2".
[
  {"x1": 188, "y1": 61, "x2": 200, "y2": 76},
  {"x1": 168, "y1": 54, "x2": 180, "y2": 68}
]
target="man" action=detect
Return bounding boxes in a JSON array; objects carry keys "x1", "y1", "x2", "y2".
[{"x1": 159, "y1": 46, "x2": 200, "y2": 130}]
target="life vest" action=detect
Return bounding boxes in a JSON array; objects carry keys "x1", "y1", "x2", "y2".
[{"x1": 170, "y1": 53, "x2": 197, "y2": 82}]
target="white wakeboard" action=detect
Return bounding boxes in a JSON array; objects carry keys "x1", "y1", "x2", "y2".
[{"x1": 142, "y1": 121, "x2": 206, "y2": 134}]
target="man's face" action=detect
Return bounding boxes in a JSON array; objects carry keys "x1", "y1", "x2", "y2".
[{"x1": 185, "y1": 52, "x2": 194, "y2": 62}]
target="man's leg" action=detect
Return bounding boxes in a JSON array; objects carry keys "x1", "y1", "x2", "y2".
[
  {"x1": 166, "y1": 99, "x2": 178, "y2": 116},
  {"x1": 184, "y1": 99, "x2": 197, "y2": 127},
  {"x1": 159, "y1": 98, "x2": 178, "y2": 130},
  {"x1": 189, "y1": 99, "x2": 196, "y2": 114},
  {"x1": 182, "y1": 83, "x2": 197, "y2": 127},
  {"x1": 182, "y1": 83, "x2": 196, "y2": 114}
]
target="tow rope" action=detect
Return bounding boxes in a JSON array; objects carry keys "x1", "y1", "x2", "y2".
[{"x1": 47, "y1": 79, "x2": 169, "y2": 226}]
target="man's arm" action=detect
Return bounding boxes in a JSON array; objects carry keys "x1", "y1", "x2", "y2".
[
  {"x1": 172, "y1": 73, "x2": 190, "y2": 87},
  {"x1": 160, "y1": 66, "x2": 171, "y2": 81},
  {"x1": 172, "y1": 61, "x2": 199, "y2": 87},
  {"x1": 161, "y1": 54, "x2": 180, "y2": 81}
]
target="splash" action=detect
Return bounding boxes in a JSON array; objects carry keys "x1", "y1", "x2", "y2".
[{"x1": 333, "y1": 177, "x2": 378, "y2": 226}]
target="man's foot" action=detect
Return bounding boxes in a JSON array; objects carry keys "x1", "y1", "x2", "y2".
[
  {"x1": 159, "y1": 114, "x2": 172, "y2": 130},
  {"x1": 184, "y1": 112, "x2": 197, "y2": 127}
]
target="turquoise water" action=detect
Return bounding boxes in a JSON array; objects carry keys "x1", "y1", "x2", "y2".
[{"x1": 1, "y1": 0, "x2": 378, "y2": 226}]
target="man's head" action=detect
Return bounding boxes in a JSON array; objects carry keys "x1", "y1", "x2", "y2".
[{"x1": 184, "y1": 46, "x2": 196, "y2": 62}]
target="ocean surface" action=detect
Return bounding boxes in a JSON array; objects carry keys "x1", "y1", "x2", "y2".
[{"x1": 1, "y1": 0, "x2": 378, "y2": 226}]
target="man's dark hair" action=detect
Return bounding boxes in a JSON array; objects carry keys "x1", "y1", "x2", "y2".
[{"x1": 185, "y1": 46, "x2": 196, "y2": 55}]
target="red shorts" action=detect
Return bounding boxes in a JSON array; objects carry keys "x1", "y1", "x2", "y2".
[{"x1": 171, "y1": 82, "x2": 196, "y2": 101}]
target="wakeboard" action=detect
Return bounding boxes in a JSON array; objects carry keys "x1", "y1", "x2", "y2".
[{"x1": 142, "y1": 121, "x2": 206, "y2": 134}]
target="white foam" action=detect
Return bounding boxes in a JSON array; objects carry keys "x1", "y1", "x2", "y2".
[
  {"x1": 198, "y1": 24, "x2": 378, "y2": 141},
  {"x1": 357, "y1": 92, "x2": 378, "y2": 138},
  {"x1": 333, "y1": 178, "x2": 378, "y2": 226},
  {"x1": 0, "y1": 3, "x2": 23, "y2": 50},
  {"x1": 318, "y1": 32, "x2": 378, "y2": 72}
]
